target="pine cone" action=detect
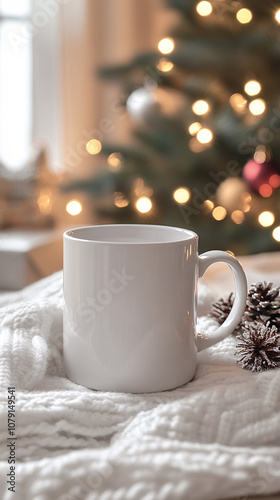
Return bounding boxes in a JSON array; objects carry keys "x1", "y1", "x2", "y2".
[
  {"x1": 209, "y1": 293, "x2": 240, "y2": 333},
  {"x1": 244, "y1": 282, "x2": 280, "y2": 329},
  {"x1": 235, "y1": 321, "x2": 280, "y2": 372}
]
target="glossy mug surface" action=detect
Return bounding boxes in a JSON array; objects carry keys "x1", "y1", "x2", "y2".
[{"x1": 63, "y1": 224, "x2": 247, "y2": 393}]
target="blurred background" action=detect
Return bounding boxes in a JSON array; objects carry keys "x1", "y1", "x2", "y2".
[{"x1": 1, "y1": 0, "x2": 280, "y2": 289}]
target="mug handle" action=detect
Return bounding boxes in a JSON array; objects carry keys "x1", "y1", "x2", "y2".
[{"x1": 196, "y1": 250, "x2": 247, "y2": 352}]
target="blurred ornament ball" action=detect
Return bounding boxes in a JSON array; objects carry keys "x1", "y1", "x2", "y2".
[
  {"x1": 216, "y1": 177, "x2": 250, "y2": 212},
  {"x1": 126, "y1": 86, "x2": 187, "y2": 120},
  {"x1": 242, "y1": 158, "x2": 280, "y2": 195}
]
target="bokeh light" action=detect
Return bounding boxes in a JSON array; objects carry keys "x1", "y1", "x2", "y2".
[
  {"x1": 231, "y1": 210, "x2": 245, "y2": 224},
  {"x1": 236, "y1": 8, "x2": 252, "y2": 24},
  {"x1": 204, "y1": 199, "x2": 214, "y2": 212},
  {"x1": 272, "y1": 226, "x2": 280, "y2": 242},
  {"x1": 196, "y1": 1, "x2": 213, "y2": 16},
  {"x1": 197, "y1": 128, "x2": 213, "y2": 144},
  {"x1": 188, "y1": 122, "x2": 202, "y2": 136},
  {"x1": 173, "y1": 187, "x2": 190, "y2": 204},
  {"x1": 192, "y1": 99, "x2": 209, "y2": 115},
  {"x1": 66, "y1": 200, "x2": 82, "y2": 216},
  {"x1": 157, "y1": 58, "x2": 174, "y2": 72},
  {"x1": 229, "y1": 93, "x2": 247, "y2": 113},
  {"x1": 113, "y1": 192, "x2": 129, "y2": 208},
  {"x1": 158, "y1": 38, "x2": 174, "y2": 54},
  {"x1": 86, "y1": 139, "x2": 102, "y2": 155},
  {"x1": 108, "y1": 152, "x2": 122, "y2": 170},
  {"x1": 212, "y1": 206, "x2": 227, "y2": 221},
  {"x1": 249, "y1": 99, "x2": 266, "y2": 116},
  {"x1": 244, "y1": 80, "x2": 261, "y2": 96},
  {"x1": 258, "y1": 211, "x2": 275, "y2": 227},
  {"x1": 259, "y1": 184, "x2": 273, "y2": 197},
  {"x1": 275, "y1": 9, "x2": 280, "y2": 23},
  {"x1": 269, "y1": 174, "x2": 280, "y2": 188},
  {"x1": 136, "y1": 196, "x2": 152, "y2": 213}
]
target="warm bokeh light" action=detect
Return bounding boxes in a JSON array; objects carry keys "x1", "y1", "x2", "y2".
[
  {"x1": 37, "y1": 189, "x2": 52, "y2": 215},
  {"x1": 157, "y1": 58, "x2": 174, "y2": 72},
  {"x1": 113, "y1": 192, "x2": 129, "y2": 208},
  {"x1": 204, "y1": 199, "x2": 214, "y2": 212},
  {"x1": 188, "y1": 138, "x2": 205, "y2": 153},
  {"x1": 212, "y1": 206, "x2": 227, "y2": 221},
  {"x1": 254, "y1": 149, "x2": 266, "y2": 164},
  {"x1": 196, "y1": 1, "x2": 213, "y2": 16},
  {"x1": 236, "y1": 8, "x2": 252, "y2": 24},
  {"x1": 244, "y1": 80, "x2": 261, "y2": 96},
  {"x1": 158, "y1": 38, "x2": 174, "y2": 55},
  {"x1": 259, "y1": 184, "x2": 273, "y2": 197},
  {"x1": 231, "y1": 210, "x2": 244, "y2": 224},
  {"x1": 269, "y1": 174, "x2": 280, "y2": 188},
  {"x1": 136, "y1": 196, "x2": 152, "y2": 213},
  {"x1": 66, "y1": 200, "x2": 82, "y2": 216},
  {"x1": 258, "y1": 211, "x2": 275, "y2": 227},
  {"x1": 249, "y1": 99, "x2": 266, "y2": 116},
  {"x1": 86, "y1": 139, "x2": 102, "y2": 155},
  {"x1": 192, "y1": 99, "x2": 209, "y2": 115},
  {"x1": 229, "y1": 93, "x2": 247, "y2": 113},
  {"x1": 108, "y1": 152, "x2": 122, "y2": 170},
  {"x1": 173, "y1": 187, "x2": 190, "y2": 204},
  {"x1": 273, "y1": 226, "x2": 280, "y2": 242},
  {"x1": 275, "y1": 9, "x2": 280, "y2": 23},
  {"x1": 188, "y1": 122, "x2": 202, "y2": 136},
  {"x1": 197, "y1": 128, "x2": 213, "y2": 144}
]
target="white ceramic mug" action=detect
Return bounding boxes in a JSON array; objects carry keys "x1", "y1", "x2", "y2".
[{"x1": 63, "y1": 224, "x2": 247, "y2": 393}]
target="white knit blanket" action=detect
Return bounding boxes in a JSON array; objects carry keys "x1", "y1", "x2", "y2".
[{"x1": 1, "y1": 264, "x2": 280, "y2": 500}]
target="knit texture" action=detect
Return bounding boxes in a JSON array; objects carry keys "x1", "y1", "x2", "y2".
[{"x1": 0, "y1": 271, "x2": 280, "y2": 500}]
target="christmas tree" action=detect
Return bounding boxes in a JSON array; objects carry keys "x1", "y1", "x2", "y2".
[{"x1": 64, "y1": 0, "x2": 280, "y2": 254}]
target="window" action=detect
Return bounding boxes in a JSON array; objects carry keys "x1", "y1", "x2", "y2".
[{"x1": 0, "y1": 0, "x2": 32, "y2": 171}]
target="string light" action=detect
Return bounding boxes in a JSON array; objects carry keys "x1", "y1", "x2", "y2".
[
  {"x1": 173, "y1": 188, "x2": 190, "y2": 204},
  {"x1": 249, "y1": 98, "x2": 266, "y2": 116},
  {"x1": 86, "y1": 139, "x2": 102, "y2": 155},
  {"x1": 196, "y1": 1, "x2": 213, "y2": 16},
  {"x1": 188, "y1": 122, "x2": 202, "y2": 135},
  {"x1": 158, "y1": 38, "x2": 174, "y2": 55},
  {"x1": 272, "y1": 226, "x2": 280, "y2": 242},
  {"x1": 275, "y1": 9, "x2": 280, "y2": 23},
  {"x1": 231, "y1": 210, "x2": 244, "y2": 224},
  {"x1": 197, "y1": 128, "x2": 213, "y2": 144},
  {"x1": 236, "y1": 8, "x2": 252, "y2": 24},
  {"x1": 192, "y1": 100, "x2": 209, "y2": 115},
  {"x1": 113, "y1": 192, "x2": 129, "y2": 208},
  {"x1": 258, "y1": 211, "x2": 275, "y2": 227},
  {"x1": 259, "y1": 184, "x2": 273, "y2": 197},
  {"x1": 157, "y1": 58, "x2": 174, "y2": 72},
  {"x1": 212, "y1": 206, "x2": 227, "y2": 221},
  {"x1": 229, "y1": 93, "x2": 247, "y2": 113},
  {"x1": 244, "y1": 80, "x2": 261, "y2": 96},
  {"x1": 66, "y1": 200, "x2": 82, "y2": 216},
  {"x1": 136, "y1": 196, "x2": 152, "y2": 213}
]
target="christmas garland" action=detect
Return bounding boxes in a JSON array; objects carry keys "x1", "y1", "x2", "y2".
[{"x1": 210, "y1": 282, "x2": 280, "y2": 372}]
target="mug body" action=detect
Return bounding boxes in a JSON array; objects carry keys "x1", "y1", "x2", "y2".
[{"x1": 63, "y1": 224, "x2": 198, "y2": 393}]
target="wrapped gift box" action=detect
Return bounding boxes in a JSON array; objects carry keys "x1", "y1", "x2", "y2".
[{"x1": 0, "y1": 229, "x2": 63, "y2": 290}]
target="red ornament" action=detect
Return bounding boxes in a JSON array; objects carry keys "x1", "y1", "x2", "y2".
[{"x1": 242, "y1": 159, "x2": 280, "y2": 197}]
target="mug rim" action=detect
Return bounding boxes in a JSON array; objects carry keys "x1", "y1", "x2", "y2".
[{"x1": 63, "y1": 224, "x2": 198, "y2": 245}]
